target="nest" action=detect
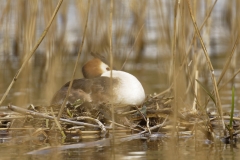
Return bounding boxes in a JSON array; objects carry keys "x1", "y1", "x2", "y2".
[{"x1": 1, "y1": 93, "x2": 240, "y2": 145}]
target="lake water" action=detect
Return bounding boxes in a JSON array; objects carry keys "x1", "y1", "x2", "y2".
[
  {"x1": 1, "y1": 0, "x2": 240, "y2": 159},
  {"x1": 1, "y1": 56, "x2": 240, "y2": 160}
]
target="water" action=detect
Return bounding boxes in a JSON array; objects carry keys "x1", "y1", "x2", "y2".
[
  {"x1": 1, "y1": 57, "x2": 240, "y2": 160},
  {"x1": 1, "y1": 0, "x2": 240, "y2": 159},
  {"x1": 1, "y1": 135, "x2": 240, "y2": 160}
]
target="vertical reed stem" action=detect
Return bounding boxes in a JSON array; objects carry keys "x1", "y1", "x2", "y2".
[
  {"x1": 57, "y1": 0, "x2": 91, "y2": 120},
  {"x1": 187, "y1": 0, "x2": 225, "y2": 130}
]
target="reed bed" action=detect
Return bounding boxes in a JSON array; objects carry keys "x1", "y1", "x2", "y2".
[{"x1": 0, "y1": 0, "x2": 240, "y2": 158}]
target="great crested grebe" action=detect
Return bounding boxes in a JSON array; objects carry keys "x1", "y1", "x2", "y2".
[{"x1": 50, "y1": 58, "x2": 145, "y2": 106}]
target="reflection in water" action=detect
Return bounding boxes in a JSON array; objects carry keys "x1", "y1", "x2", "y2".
[{"x1": 1, "y1": 137, "x2": 239, "y2": 160}]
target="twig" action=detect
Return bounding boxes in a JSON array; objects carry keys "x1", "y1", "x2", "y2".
[
  {"x1": 108, "y1": 120, "x2": 141, "y2": 132},
  {"x1": 140, "y1": 115, "x2": 169, "y2": 134},
  {"x1": 116, "y1": 117, "x2": 168, "y2": 142},
  {"x1": 223, "y1": 130, "x2": 240, "y2": 139},
  {"x1": 50, "y1": 107, "x2": 65, "y2": 137},
  {"x1": 76, "y1": 116, "x2": 107, "y2": 137},
  {"x1": 8, "y1": 105, "x2": 104, "y2": 128},
  {"x1": 0, "y1": 0, "x2": 63, "y2": 106},
  {"x1": 134, "y1": 106, "x2": 147, "y2": 122},
  {"x1": 146, "y1": 117, "x2": 151, "y2": 134}
]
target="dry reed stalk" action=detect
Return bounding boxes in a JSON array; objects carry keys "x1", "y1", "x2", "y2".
[
  {"x1": 121, "y1": 24, "x2": 144, "y2": 70},
  {"x1": 192, "y1": 70, "x2": 198, "y2": 111},
  {"x1": 50, "y1": 107, "x2": 65, "y2": 137},
  {"x1": 65, "y1": 130, "x2": 95, "y2": 135},
  {"x1": 187, "y1": 0, "x2": 225, "y2": 130},
  {"x1": 222, "y1": 116, "x2": 240, "y2": 121},
  {"x1": 0, "y1": 0, "x2": 63, "y2": 106},
  {"x1": 171, "y1": 0, "x2": 180, "y2": 141},
  {"x1": 75, "y1": 130, "x2": 100, "y2": 134},
  {"x1": 8, "y1": 105, "x2": 102, "y2": 128},
  {"x1": 134, "y1": 106, "x2": 147, "y2": 122},
  {"x1": 152, "y1": 86, "x2": 172, "y2": 98},
  {"x1": 181, "y1": 0, "x2": 218, "y2": 93},
  {"x1": 185, "y1": 63, "x2": 212, "y2": 135},
  {"x1": 146, "y1": 117, "x2": 151, "y2": 134},
  {"x1": 27, "y1": 1, "x2": 38, "y2": 51},
  {"x1": 0, "y1": 116, "x2": 26, "y2": 120},
  {"x1": 0, "y1": 2, "x2": 16, "y2": 86},
  {"x1": 108, "y1": 2, "x2": 116, "y2": 159},
  {"x1": 186, "y1": 0, "x2": 217, "y2": 54},
  {"x1": 57, "y1": 0, "x2": 91, "y2": 120},
  {"x1": 76, "y1": 116, "x2": 106, "y2": 137},
  {"x1": 108, "y1": 120, "x2": 141, "y2": 132},
  {"x1": 128, "y1": 0, "x2": 146, "y2": 63},
  {"x1": 218, "y1": 68, "x2": 240, "y2": 91},
  {"x1": 81, "y1": 135, "x2": 100, "y2": 139},
  {"x1": 217, "y1": 34, "x2": 240, "y2": 86},
  {"x1": 185, "y1": 57, "x2": 196, "y2": 95},
  {"x1": 44, "y1": 1, "x2": 68, "y2": 103},
  {"x1": 0, "y1": 128, "x2": 45, "y2": 130},
  {"x1": 0, "y1": 0, "x2": 11, "y2": 29},
  {"x1": 18, "y1": 1, "x2": 38, "y2": 106},
  {"x1": 182, "y1": 2, "x2": 218, "y2": 133},
  {"x1": 42, "y1": 0, "x2": 58, "y2": 85},
  {"x1": 108, "y1": 0, "x2": 115, "y2": 136},
  {"x1": 237, "y1": 1, "x2": 240, "y2": 33},
  {"x1": 154, "y1": 0, "x2": 217, "y2": 102},
  {"x1": 179, "y1": 1, "x2": 186, "y2": 62},
  {"x1": 139, "y1": 115, "x2": 168, "y2": 134},
  {"x1": 154, "y1": 0, "x2": 173, "y2": 51}
]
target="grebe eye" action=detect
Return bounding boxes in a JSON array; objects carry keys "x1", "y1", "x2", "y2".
[{"x1": 106, "y1": 67, "x2": 110, "y2": 71}]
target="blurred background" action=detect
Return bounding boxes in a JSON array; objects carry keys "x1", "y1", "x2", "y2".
[{"x1": 0, "y1": 0, "x2": 239, "y2": 112}]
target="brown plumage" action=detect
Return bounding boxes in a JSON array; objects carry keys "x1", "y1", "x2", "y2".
[{"x1": 51, "y1": 77, "x2": 118, "y2": 105}]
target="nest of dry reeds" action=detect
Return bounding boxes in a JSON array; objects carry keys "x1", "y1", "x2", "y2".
[{"x1": 1, "y1": 92, "x2": 240, "y2": 146}]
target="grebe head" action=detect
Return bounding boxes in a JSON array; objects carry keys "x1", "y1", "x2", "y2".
[{"x1": 82, "y1": 58, "x2": 110, "y2": 79}]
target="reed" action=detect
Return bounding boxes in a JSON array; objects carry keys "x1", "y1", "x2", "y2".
[{"x1": 0, "y1": 0, "x2": 240, "y2": 159}]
